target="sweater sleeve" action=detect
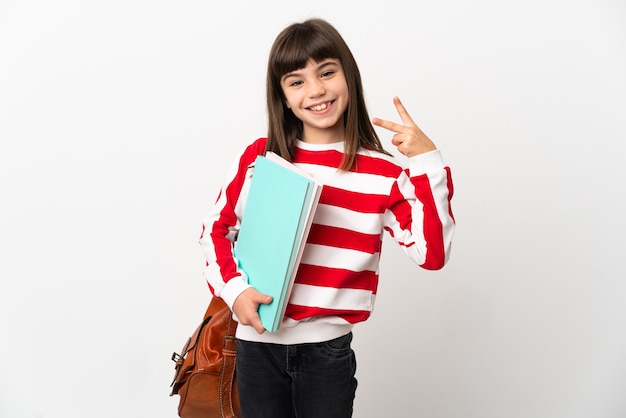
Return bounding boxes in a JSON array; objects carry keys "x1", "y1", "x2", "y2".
[
  {"x1": 198, "y1": 139, "x2": 266, "y2": 308},
  {"x1": 384, "y1": 149, "x2": 455, "y2": 270}
]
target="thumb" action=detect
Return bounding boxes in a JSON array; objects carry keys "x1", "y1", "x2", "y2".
[
  {"x1": 250, "y1": 288, "x2": 273, "y2": 305},
  {"x1": 259, "y1": 294, "x2": 273, "y2": 305}
]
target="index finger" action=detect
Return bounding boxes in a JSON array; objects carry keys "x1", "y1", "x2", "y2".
[
  {"x1": 372, "y1": 116, "x2": 407, "y2": 134},
  {"x1": 251, "y1": 315, "x2": 267, "y2": 334}
]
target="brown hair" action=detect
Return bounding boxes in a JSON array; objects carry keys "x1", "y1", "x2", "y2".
[{"x1": 265, "y1": 18, "x2": 390, "y2": 171}]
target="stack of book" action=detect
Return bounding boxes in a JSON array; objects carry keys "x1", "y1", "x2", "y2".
[{"x1": 233, "y1": 152, "x2": 323, "y2": 332}]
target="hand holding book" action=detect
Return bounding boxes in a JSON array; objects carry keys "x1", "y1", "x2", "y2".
[{"x1": 232, "y1": 288, "x2": 273, "y2": 334}]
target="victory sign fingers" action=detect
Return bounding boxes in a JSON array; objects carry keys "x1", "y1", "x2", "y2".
[{"x1": 372, "y1": 96, "x2": 437, "y2": 157}]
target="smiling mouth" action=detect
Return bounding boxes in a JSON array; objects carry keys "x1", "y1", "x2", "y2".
[{"x1": 308, "y1": 101, "x2": 333, "y2": 111}]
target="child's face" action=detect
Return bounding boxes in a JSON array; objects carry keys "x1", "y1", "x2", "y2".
[{"x1": 280, "y1": 58, "x2": 349, "y2": 144}]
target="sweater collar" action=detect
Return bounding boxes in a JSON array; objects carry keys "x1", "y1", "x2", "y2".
[{"x1": 295, "y1": 139, "x2": 345, "y2": 152}]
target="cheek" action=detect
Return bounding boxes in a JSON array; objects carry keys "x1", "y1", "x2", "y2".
[
  {"x1": 282, "y1": 93, "x2": 292, "y2": 109},
  {"x1": 280, "y1": 86, "x2": 294, "y2": 109}
]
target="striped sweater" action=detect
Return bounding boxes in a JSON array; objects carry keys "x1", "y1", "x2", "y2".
[{"x1": 200, "y1": 137, "x2": 455, "y2": 344}]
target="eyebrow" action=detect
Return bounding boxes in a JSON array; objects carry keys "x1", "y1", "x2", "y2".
[{"x1": 281, "y1": 60, "x2": 340, "y2": 82}]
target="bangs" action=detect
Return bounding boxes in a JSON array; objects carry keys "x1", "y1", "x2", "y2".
[{"x1": 270, "y1": 25, "x2": 340, "y2": 77}]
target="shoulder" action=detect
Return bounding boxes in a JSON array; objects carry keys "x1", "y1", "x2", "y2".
[
  {"x1": 357, "y1": 147, "x2": 406, "y2": 178},
  {"x1": 238, "y1": 137, "x2": 267, "y2": 164},
  {"x1": 243, "y1": 137, "x2": 267, "y2": 156},
  {"x1": 224, "y1": 138, "x2": 268, "y2": 177}
]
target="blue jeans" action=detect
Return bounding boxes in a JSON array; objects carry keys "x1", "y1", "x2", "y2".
[{"x1": 236, "y1": 332, "x2": 358, "y2": 418}]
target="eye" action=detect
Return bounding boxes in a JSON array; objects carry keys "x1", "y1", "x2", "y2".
[{"x1": 321, "y1": 70, "x2": 335, "y2": 78}]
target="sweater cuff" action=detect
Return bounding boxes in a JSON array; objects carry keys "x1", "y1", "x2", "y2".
[
  {"x1": 220, "y1": 275, "x2": 252, "y2": 310},
  {"x1": 407, "y1": 149, "x2": 445, "y2": 175}
]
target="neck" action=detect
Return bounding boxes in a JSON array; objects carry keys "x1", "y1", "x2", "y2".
[{"x1": 300, "y1": 125, "x2": 344, "y2": 144}]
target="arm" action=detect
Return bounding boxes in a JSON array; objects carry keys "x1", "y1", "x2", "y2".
[
  {"x1": 199, "y1": 139, "x2": 272, "y2": 333},
  {"x1": 374, "y1": 97, "x2": 455, "y2": 269},
  {"x1": 385, "y1": 150, "x2": 455, "y2": 269}
]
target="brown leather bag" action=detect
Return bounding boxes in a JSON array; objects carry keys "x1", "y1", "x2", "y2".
[{"x1": 170, "y1": 297, "x2": 241, "y2": 418}]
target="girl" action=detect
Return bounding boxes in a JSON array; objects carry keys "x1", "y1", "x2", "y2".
[{"x1": 199, "y1": 18, "x2": 455, "y2": 418}]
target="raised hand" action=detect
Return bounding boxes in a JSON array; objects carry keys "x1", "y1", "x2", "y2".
[{"x1": 372, "y1": 96, "x2": 437, "y2": 157}]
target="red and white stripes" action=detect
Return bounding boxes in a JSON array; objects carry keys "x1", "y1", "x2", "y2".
[{"x1": 199, "y1": 137, "x2": 454, "y2": 342}]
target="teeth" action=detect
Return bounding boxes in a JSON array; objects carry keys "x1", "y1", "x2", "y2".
[{"x1": 311, "y1": 102, "x2": 329, "y2": 111}]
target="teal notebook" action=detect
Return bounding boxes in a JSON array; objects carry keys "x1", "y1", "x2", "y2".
[{"x1": 233, "y1": 152, "x2": 322, "y2": 332}]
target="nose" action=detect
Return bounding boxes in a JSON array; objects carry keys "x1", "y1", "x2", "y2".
[{"x1": 307, "y1": 79, "x2": 326, "y2": 98}]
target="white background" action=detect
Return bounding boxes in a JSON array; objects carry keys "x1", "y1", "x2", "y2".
[{"x1": 1, "y1": 1, "x2": 625, "y2": 417}]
